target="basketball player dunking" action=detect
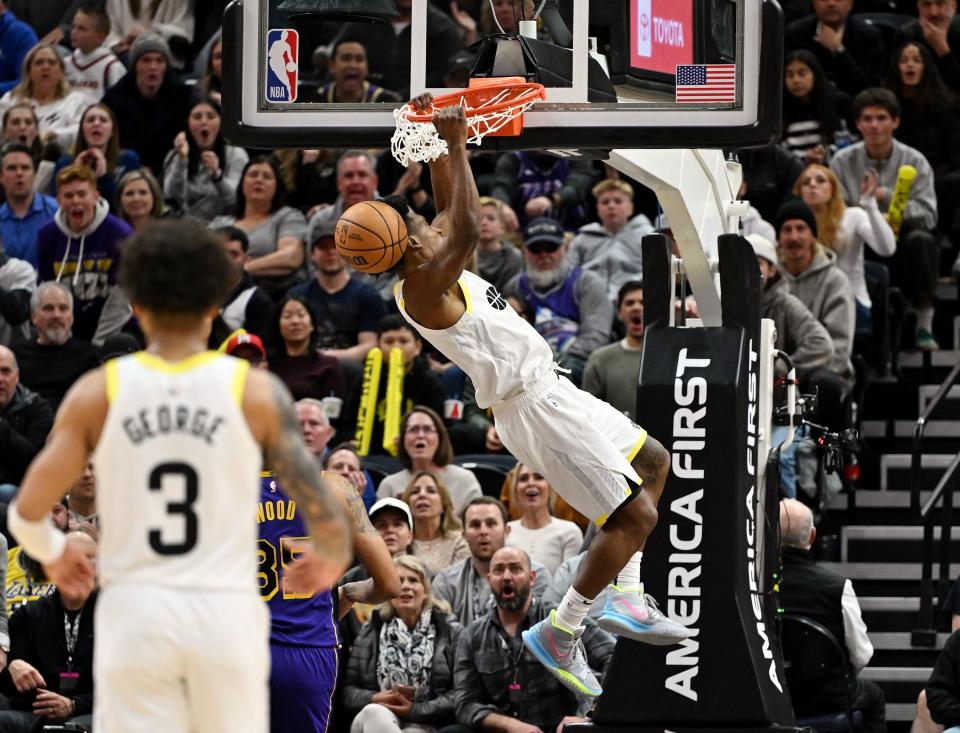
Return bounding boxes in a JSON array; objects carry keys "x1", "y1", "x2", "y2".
[
  {"x1": 8, "y1": 220, "x2": 353, "y2": 732},
  {"x1": 336, "y1": 101, "x2": 692, "y2": 698}
]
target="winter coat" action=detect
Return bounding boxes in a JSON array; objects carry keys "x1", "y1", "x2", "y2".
[
  {"x1": 0, "y1": 383, "x2": 53, "y2": 485},
  {"x1": 759, "y1": 274, "x2": 834, "y2": 379},
  {"x1": 569, "y1": 215, "x2": 654, "y2": 302}
]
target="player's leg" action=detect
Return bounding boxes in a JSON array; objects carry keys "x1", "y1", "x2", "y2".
[
  {"x1": 184, "y1": 592, "x2": 270, "y2": 733},
  {"x1": 93, "y1": 586, "x2": 190, "y2": 733},
  {"x1": 270, "y1": 643, "x2": 339, "y2": 732}
]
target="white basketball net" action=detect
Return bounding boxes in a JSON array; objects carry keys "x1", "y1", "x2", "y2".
[{"x1": 391, "y1": 86, "x2": 542, "y2": 167}]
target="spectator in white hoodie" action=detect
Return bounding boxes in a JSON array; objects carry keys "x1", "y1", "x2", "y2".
[
  {"x1": 569, "y1": 179, "x2": 654, "y2": 303},
  {"x1": 63, "y1": 4, "x2": 126, "y2": 104}
]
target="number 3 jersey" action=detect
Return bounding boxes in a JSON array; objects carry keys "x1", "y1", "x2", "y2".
[
  {"x1": 258, "y1": 473, "x2": 339, "y2": 647},
  {"x1": 93, "y1": 352, "x2": 262, "y2": 592}
]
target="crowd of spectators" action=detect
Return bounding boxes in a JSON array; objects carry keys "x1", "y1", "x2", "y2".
[{"x1": 0, "y1": 0, "x2": 959, "y2": 731}]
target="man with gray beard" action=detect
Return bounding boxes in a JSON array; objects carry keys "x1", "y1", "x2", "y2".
[
  {"x1": 503, "y1": 218, "x2": 613, "y2": 387},
  {"x1": 12, "y1": 282, "x2": 99, "y2": 413},
  {"x1": 453, "y1": 546, "x2": 614, "y2": 733}
]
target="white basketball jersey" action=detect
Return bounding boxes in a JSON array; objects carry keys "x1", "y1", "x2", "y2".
[
  {"x1": 93, "y1": 352, "x2": 261, "y2": 591},
  {"x1": 396, "y1": 270, "x2": 554, "y2": 407}
]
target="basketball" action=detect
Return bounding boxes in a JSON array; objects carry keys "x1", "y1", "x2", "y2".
[
  {"x1": 286, "y1": 61, "x2": 297, "y2": 72},
  {"x1": 335, "y1": 201, "x2": 408, "y2": 274}
]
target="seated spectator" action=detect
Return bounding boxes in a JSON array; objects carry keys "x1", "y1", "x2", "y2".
[
  {"x1": 308, "y1": 149, "x2": 380, "y2": 229},
  {"x1": 775, "y1": 201, "x2": 855, "y2": 410},
  {"x1": 217, "y1": 226, "x2": 273, "y2": 339},
  {"x1": 12, "y1": 282, "x2": 99, "y2": 412},
  {"x1": 892, "y1": 0, "x2": 960, "y2": 94},
  {"x1": 37, "y1": 164, "x2": 133, "y2": 344},
  {"x1": 162, "y1": 98, "x2": 247, "y2": 222},
  {"x1": 295, "y1": 397, "x2": 333, "y2": 463},
  {"x1": 0, "y1": 142, "x2": 57, "y2": 267},
  {"x1": 367, "y1": 497, "x2": 414, "y2": 559},
  {"x1": 0, "y1": 237, "x2": 33, "y2": 345},
  {"x1": 342, "y1": 555, "x2": 462, "y2": 733},
  {"x1": 341, "y1": 315, "x2": 448, "y2": 457},
  {"x1": 340, "y1": 0, "x2": 463, "y2": 97},
  {"x1": 475, "y1": 196, "x2": 523, "y2": 292},
  {"x1": 793, "y1": 163, "x2": 896, "y2": 334},
  {"x1": 324, "y1": 442, "x2": 376, "y2": 511},
  {"x1": 784, "y1": 0, "x2": 885, "y2": 96},
  {"x1": 782, "y1": 50, "x2": 854, "y2": 164},
  {"x1": 505, "y1": 463, "x2": 583, "y2": 575},
  {"x1": 583, "y1": 280, "x2": 645, "y2": 421},
  {"x1": 778, "y1": 498, "x2": 884, "y2": 733},
  {"x1": 0, "y1": 44, "x2": 87, "y2": 151},
  {"x1": 223, "y1": 330, "x2": 266, "y2": 369},
  {"x1": 289, "y1": 216, "x2": 386, "y2": 381},
  {"x1": 570, "y1": 180, "x2": 653, "y2": 302},
  {"x1": 5, "y1": 501, "x2": 66, "y2": 612},
  {"x1": 0, "y1": 530, "x2": 96, "y2": 732},
  {"x1": 314, "y1": 38, "x2": 401, "y2": 104},
  {"x1": 1, "y1": 103, "x2": 44, "y2": 164},
  {"x1": 0, "y1": 345, "x2": 53, "y2": 497},
  {"x1": 491, "y1": 151, "x2": 594, "y2": 230},
  {"x1": 453, "y1": 546, "x2": 614, "y2": 732},
  {"x1": 402, "y1": 471, "x2": 470, "y2": 578},
  {"x1": 498, "y1": 463, "x2": 589, "y2": 534},
  {"x1": 66, "y1": 460, "x2": 97, "y2": 527},
  {"x1": 210, "y1": 155, "x2": 308, "y2": 301},
  {"x1": 202, "y1": 33, "x2": 221, "y2": 106},
  {"x1": 116, "y1": 167, "x2": 169, "y2": 231},
  {"x1": 920, "y1": 628, "x2": 960, "y2": 733},
  {"x1": 433, "y1": 497, "x2": 553, "y2": 627},
  {"x1": 830, "y1": 87, "x2": 942, "y2": 350},
  {"x1": 376, "y1": 407, "x2": 482, "y2": 515},
  {"x1": 53, "y1": 102, "x2": 142, "y2": 210},
  {"x1": 64, "y1": 4, "x2": 125, "y2": 103},
  {"x1": 102, "y1": 32, "x2": 200, "y2": 176},
  {"x1": 503, "y1": 217, "x2": 613, "y2": 387},
  {"x1": 104, "y1": 0, "x2": 194, "y2": 65},
  {"x1": 0, "y1": 2, "x2": 37, "y2": 96},
  {"x1": 266, "y1": 295, "x2": 346, "y2": 402}
]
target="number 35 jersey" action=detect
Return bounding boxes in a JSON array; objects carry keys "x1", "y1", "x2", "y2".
[{"x1": 93, "y1": 351, "x2": 262, "y2": 592}]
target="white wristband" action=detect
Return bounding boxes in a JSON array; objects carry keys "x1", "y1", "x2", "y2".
[{"x1": 7, "y1": 502, "x2": 66, "y2": 565}]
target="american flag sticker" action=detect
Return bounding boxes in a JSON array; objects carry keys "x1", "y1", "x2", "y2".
[{"x1": 675, "y1": 64, "x2": 736, "y2": 103}]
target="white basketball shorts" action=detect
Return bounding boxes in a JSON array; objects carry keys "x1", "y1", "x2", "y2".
[
  {"x1": 493, "y1": 371, "x2": 648, "y2": 526},
  {"x1": 94, "y1": 584, "x2": 270, "y2": 733}
]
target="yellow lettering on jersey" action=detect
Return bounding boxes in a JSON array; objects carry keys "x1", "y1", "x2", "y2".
[{"x1": 256, "y1": 500, "x2": 297, "y2": 525}]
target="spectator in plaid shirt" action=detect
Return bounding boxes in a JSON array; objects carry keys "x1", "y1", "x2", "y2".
[{"x1": 453, "y1": 547, "x2": 614, "y2": 733}]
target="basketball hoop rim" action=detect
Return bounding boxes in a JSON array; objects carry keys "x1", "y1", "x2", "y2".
[{"x1": 399, "y1": 81, "x2": 546, "y2": 123}]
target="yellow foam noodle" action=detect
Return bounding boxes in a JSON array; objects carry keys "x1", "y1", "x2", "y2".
[
  {"x1": 355, "y1": 348, "x2": 383, "y2": 456},
  {"x1": 887, "y1": 164, "x2": 917, "y2": 238},
  {"x1": 382, "y1": 347, "x2": 404, "y2": 456}
]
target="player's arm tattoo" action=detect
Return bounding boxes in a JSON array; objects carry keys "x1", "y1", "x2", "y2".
[
  {"x1": 342, "y1": 577, "x2": 377, "y2": 603},
  {"x1": 266, "y1": 379, "x2": 351, "y2": 564},
  {"x1": 334, "y1": 475, "x2": 378, "y2": 537}
]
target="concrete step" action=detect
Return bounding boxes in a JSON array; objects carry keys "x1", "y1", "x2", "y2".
[
  {"x1": 919, "y1": 385, "x2": 960, "y2": 420},
  {"x1": 843, "y1": 525, "x2": 960, "y2": 563},
  {"x1": 823, "y1": 489, "x2": 932, "y2": 527},
  {"x1": 879, "y1": 453, "x2": 957, "y2": 493},
  {"x1": 820, "y1": 562, "x2": 960, "y2": 596},
  {"x1": 862, "y1": 419, "x2": 960, "y2": 440},
  {"x1": 869, "y1": 631, "x2": 949, "y2": 666}
]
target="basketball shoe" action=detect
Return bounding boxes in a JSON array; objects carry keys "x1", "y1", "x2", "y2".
[
  {"x1": 522, "y1": 610, "x2": 603, "y2": 697},
  {"x1": 597, "y1": 584, "x2": 693, "y2": 645}
]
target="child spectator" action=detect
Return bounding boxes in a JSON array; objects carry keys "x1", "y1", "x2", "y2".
[
  {"x1": 475, "y1": 195, "x2": 523, "y2": 292},
  {"x1": 64, "y1": 4, "x2": 125, "y2": 104},
  {"x1": 782, "y1": 49, "x2": 854, "y2": 165}
]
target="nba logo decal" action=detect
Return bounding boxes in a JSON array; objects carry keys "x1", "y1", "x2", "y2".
[{"x1": 265, "y1": 29, "x2": 299, "y2": 103}]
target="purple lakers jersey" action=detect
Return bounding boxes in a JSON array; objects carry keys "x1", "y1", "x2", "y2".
[{"x1": 258, "y1": 473, "x2": 339, "y2": 647}]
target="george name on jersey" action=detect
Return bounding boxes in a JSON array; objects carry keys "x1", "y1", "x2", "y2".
[{"x1": 122, "y1": 405, "x2": 226, "y2": 445}]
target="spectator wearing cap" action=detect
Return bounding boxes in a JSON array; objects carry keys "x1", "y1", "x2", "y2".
[
  {"x1": 569, "y1": 179, "x2": 654, "y2": 303},
  {"x1": 103, "y1": 31, "x2": 201, "y2": 176},
  {"x1": 11, "y1": 282, "x2": 99, "y2": 413},
  {"x1": 313, "y1": 39, "x2": 401, "y2": 104},
  {"x1": 0, "y1": 2, "x2": 38, "y2": 95},
  {"x1": 217, "y1": 226, "x2": 273, "y2": 340},
  {"x1": 289, "y1": 214, "x2": 386, "y2": 386},
  {"x1": 829, "y1": 87, "x2": 941, "y2": 350},
  {"x1": 224, "y1": 331, "x2": 268, "y2": 370},
  {"x1": 582, "y1": 280, "x2": 645, "y2": 421},
  {"x1": 0, "y1": 234, "x2": 33, "y2": 346},
  {"x1": 775, "y1": 200, "x2": 856, "y2": 422},
  {"x1": 36, "y1": 164, "x2": 133, "y2": 344},
  {"x1": 0, "y1": 143, "x2": 58, "y2": 268},
  {"x1": 503, "y1": 217, "x2": 613, "y2": 387}
]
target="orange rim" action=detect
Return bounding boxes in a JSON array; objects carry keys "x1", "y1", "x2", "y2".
[{"x1": 402, "y1": 82, "x2": 545, "y2": 123}]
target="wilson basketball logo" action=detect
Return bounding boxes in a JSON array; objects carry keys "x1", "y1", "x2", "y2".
[{"x1": 486, "y1": 286, "x2": 507, "y2": 310}]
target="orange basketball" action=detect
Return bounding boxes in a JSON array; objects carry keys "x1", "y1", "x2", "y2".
[{"x1": 335, "y1": 201, "x2": 408, "y2": 274}]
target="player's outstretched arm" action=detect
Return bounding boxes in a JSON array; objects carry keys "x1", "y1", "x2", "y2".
[
  {"x1": 247, "y1": 371, "x2": 352, "y2": 588},
  {"x1": 325, "y1": 472, "x2": 401, "y2": 616}
]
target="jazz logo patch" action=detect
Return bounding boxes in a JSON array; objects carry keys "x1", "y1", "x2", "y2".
[{"x1": 265, "y1": 29, "x2": 299, "y2": 103}]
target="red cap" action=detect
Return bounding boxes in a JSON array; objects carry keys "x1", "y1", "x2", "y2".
[{"x1": 225, "y1": 332, "x2": 266, "y2": 358}]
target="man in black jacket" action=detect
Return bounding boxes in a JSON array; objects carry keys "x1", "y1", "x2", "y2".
[
  {"x1": 0, "y1": 346, "x2": 53, "y2": 496},
  {"x1": 102, "y1": 32, "x2": 200, "y2": 177},
  {"x1": 0, "y1": 530, "x2": 96, "y2": 732},
  {"x1": 894, "y1": 0, "x2": 960, "y2": 95},
  {"x1": 779, "y1": 498, "x2": 886, "y2": 733},
  {"x1": 922, "y1": 628, "x2": 960, "y2": 732}
]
